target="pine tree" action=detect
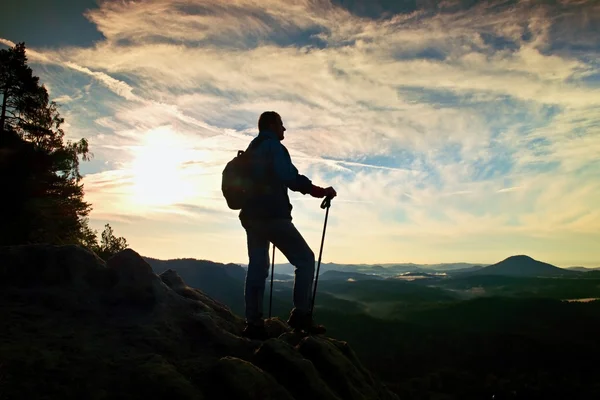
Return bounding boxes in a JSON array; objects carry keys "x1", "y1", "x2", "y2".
[
  {"x1": 0, "y1": 42, "x2": 93, "y2": 245},
  {"x1": 1, "y1": 42, "x2": 43, "y2": 135}
]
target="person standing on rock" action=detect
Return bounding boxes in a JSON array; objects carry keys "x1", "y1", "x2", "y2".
[{"x1": 239, "y1": 111, "x2": 337, "y2": 340}]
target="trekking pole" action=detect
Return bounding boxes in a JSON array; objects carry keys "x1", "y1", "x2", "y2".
[
  {"x1": 310, "y1": 195, "x2": 333, "y2": 315},
  {"x1": 268, "y1": 243, "x2": 275, "y2": 318}
]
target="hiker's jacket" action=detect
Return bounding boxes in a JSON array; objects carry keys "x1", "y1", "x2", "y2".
[{"x1": 239, "y1": 129, "x2": 312, "y2": 220}]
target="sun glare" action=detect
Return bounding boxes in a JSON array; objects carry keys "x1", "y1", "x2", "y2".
[{"x1": 128, "y1": 126, "x2": 196, "y2": 207}]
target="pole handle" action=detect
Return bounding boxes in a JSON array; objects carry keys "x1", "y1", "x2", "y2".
[{"x1": 320, "y1": 196, "x2": 333, "y2": 209}]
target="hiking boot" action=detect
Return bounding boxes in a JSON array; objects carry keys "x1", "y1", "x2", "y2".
[
  {"x1": 241, "y1": 322, "x2": 269, "y2": 341},
  {"x1": 287, "y1": 311, "x2": 326, "y2": 335}
]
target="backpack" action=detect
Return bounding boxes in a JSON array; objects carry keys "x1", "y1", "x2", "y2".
[{"x1": 221, "y1": 135, "x2": 270, "y2": 210}]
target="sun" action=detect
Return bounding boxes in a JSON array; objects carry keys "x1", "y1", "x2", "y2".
[{"x1": 128, "y1": 126, "x2": 195, "y2": 207}]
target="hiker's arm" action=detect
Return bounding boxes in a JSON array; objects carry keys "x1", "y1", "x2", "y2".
[{"x1": 272, "y1": 143, "x2": 312, "y2": 194}]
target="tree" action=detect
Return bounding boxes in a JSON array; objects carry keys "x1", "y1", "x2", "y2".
[
  {"x1": 85, "y1": 223, "x2": 129, "y2": 261},
  {"x1": 0, "y1": 42, "x2": 93, "y2": 245},
  {"x1": 1, "y1": 42, "x2": 44, "y2": 135},
  {"x1": 1, "y1": 42, "x2": 90, "y2": 180}
]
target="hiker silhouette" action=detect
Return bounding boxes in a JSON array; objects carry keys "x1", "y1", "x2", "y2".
[{"x1": 238, "y1": 111, "x2": 336, "y2": 340}]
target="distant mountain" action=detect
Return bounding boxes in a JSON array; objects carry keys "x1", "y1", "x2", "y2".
[
  {"x1": 446, "y1": 265, "x2": 485, "y2": 275},
  {"x1": 262, "y1": 262, "x2": 403, "y2": 277},
  {"x1": 237, "y1": 266, "x2": 292, "y2": 282},
  {"x1": 387, "y1": 272, "x2": 445, "y2": 281},
  {"x1": 369, "y1": 265, "x2": 388, "y2": 273},
  {"x1": 584, "y1": 270, "x2": 600, "y2": 278},
  {"x1": 568, "y1": 266, "x2": 599, "y2": 272},
  {"x1": 269, "y1": 262, "x2": 389, "y2": 276},
  {"x1": 427, "y1": 263, "x2": 490, "y2": 272},
  {"x1": 467, "y1": 255, "x2": 579, "y2": 277},
  {"x1": 145, "y1": 257, "x2": 246, "y2": 280},
  {"x1": 270, "y1": 262, "x2": 484, "y2": 277},
  {"x1": 319, "y1": 270, "x2": 384, "y2": 281},
  {"x1": 273, "y1": 273, "x2": 293, "y2": 281}
]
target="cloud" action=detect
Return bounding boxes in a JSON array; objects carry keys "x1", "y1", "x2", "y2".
[
  {"x1": 62, "y1": 61, "x2": 141, "y2": 102},
  {"x1": 0, "y1": 38, "x2": 15, "y2": 47},
  {"x1": 497, "y1": 186, "x2": 522, "y2": 193},
  {"x1": 53, "y1": 94, "x2": 75, "y2": 104},
  {"x1": 5, "y1": 0, "x2": 599, "y2": 265}
]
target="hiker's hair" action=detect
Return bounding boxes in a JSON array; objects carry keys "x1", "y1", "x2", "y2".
[{"x1": 258, "y1": 111, "x2": 280, "y2": 131}]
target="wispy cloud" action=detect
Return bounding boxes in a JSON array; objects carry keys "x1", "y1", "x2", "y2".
[
  {"x1": 62, "y1": 61, "x2": 141, "y2": 102},
  {"x1": 497, "y1": 186, "x2": 522, "y2": 193}
]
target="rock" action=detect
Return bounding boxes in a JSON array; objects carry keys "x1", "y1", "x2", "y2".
[
  {"x1": 277, "y1": 331, "x2": 308, "y2": 347},
  {"x1": 160, "y1": 269, "x2": 235, "y2": 316},
  {"x1": 298, "y1": 336, "x2": 399, "y2": 400},
  {"x1": 265, "y1": 317, "x2": 291, "y2": 338},
  {"x1": 160, "y1": 269, "x2": 243, "y2": 334},
  {"x1": 328, "y1": 339, "x2": 383, "y2": 384},
  {"x1": 210, "y1": 356, "x2": 295, "y2": 400},
  {"x1": 254, "y1": 338, "x2": 341, "y2": 400},
  {"x1": 159, "y1": 268, "x2": 189, "y2": 291},
  {"x1": 0, "y1": 244, "x2": 107, "y2": 289},
  {"x1": 182, "y1": 312, "x2": 251, "y2": 360},
  {"x1": 107, "y1": 249, "x2": 171, "y2": 307},
  {"x1": 126, "y1": 354, "x2": 205, "y2": 400}
]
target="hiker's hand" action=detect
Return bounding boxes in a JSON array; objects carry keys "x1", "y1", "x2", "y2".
[
  {"x1": 310, "y1": 185, "x2": 337, "y2": 198},
  {"x1": 324, "y1": 186, "x2": 337, "y2": 198},
  {"x1": 310, "y1": 185, "x2": 327, "y2": 198}
]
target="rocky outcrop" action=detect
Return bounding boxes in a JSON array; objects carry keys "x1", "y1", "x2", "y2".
[
  {"x1": 211, "y1": 357, "x2": 295, "y2": 400},
  {"x1": 253, "y1": 338, "x2": 341, "y2": 400},
  {"x1": 0, "y1": 245, "x2": 398, "y2": 400},
  {"x1": 0, "y1": 244, "x2": 109, "y2": 289}
]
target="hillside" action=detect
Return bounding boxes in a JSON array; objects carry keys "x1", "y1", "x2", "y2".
[
  {"x1": 466, "y1": 255, "x2": 578, "y2": 277},
  {"x1": 0, "y1": 245, "x2": 397, "y2": 400},
  {"x1": 145, "y1": 257, "x2": 247, "y2": 281},
  {"x1": 568, "y1": 266, "x2": 600, "y2": 272},
  {"x1": 143, "y1": 256, "x2": 247, "y2": 315},
  {"x1": 319, "y1": 270, "x2": 384, "y2": 281},
  {"x1": 445, "y1": 265, "x2": 485, "y2": 275}
]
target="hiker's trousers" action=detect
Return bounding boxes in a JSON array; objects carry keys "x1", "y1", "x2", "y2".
[{"x1": 241, "y1": 219, "x2": 315, "y2": 324}]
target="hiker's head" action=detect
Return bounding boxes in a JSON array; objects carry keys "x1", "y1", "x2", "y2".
[{"x1": 258, "y1": 111, "x2": 286, "y2": 140}]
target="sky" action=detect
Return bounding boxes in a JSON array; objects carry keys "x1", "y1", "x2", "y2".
[{"x1": 1, "y1": 0, "x2": 599, "y2": 267}]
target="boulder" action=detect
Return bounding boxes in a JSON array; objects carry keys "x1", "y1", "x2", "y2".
[
  {"x1": 265, "y1": 317, "x2": 291, "y2": 338},
  {"x1": 0, "y1": 244, "x2": 107, "y2": 288},
  {"x1": 210, "y1": 356, "x2": 295, "y2": 400},
  {"x1": 298, "y1": 336, "x2": 399, "y2": 400},
  {"x1": 254, "y1": 338, "x2": 340, "y2": 400},
  {"x1": 106, "y1": 248, "x2": 171, "y2": 307}
]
